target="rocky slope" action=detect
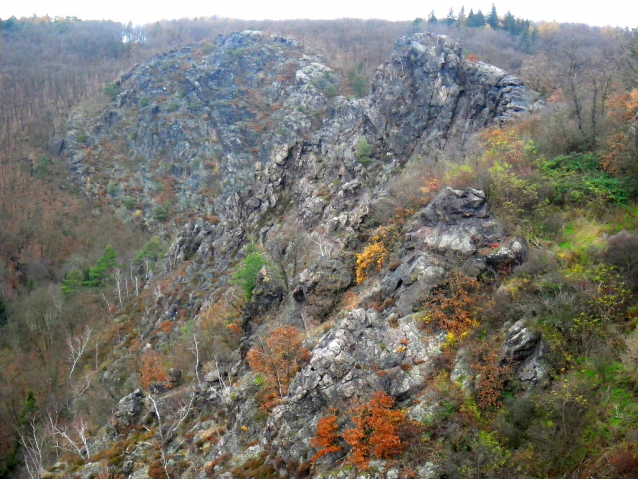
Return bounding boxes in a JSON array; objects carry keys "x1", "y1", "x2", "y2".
[
  {"x1": 51, "y1": 31, "x2": 542, "y2": 479},
  {"x1": 61, "y1": 31, "x2": 538, "y2": 231}
]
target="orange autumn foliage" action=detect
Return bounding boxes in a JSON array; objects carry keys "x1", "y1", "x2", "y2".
[
  {"x1": 139, "y1": 349, "x2": 169, "y2": 390},
  {"x1": 310, "y1": 413, "x2": 342, "y2": 462},
  {"x1": 423, "y1": 271, "x2": 481, "y2": 335},
  {"x1": 342, "y1": 392, "x2": 406, "y2": 468},
  {"x1": 246, "y1": 325, "x2": 302, "y2": 410}
]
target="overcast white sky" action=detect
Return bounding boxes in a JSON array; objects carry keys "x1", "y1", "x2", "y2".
[{"x1": 1, "y1": 0, "x2": 636, "y2": 29}]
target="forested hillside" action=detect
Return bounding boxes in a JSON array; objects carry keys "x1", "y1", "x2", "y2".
[{"x1": 1, "y1": 10, "x2": 638, "y2": 479}]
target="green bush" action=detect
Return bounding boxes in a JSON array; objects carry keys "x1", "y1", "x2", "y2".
[
  {"x1": 352, "y1": 76, "x2": 367, "y2": 97},
  {"x1": 122, "y1": 196, "x2": 136, "y2": 210},
  {"x1": 104, "y1": 82, "x2": 119, "y2": 100},
  {"x1": 153, "y1": 203, "x2": 170, "y2": 221},
  {"x1": 232, "y1": 245, "x2": 268, "y2": 301},
  {"x1": 34, "y1": 156, "x2": 49, "y2": 179},
  {"x1": 106, "y1": 180, "x2": 118, "y2": 197},
  {"x1": 166, "y1": 102, "x2": 180, "y2": 112},
  {"x1": 539, "y1": 154, "x2": 632, "y2": 206},
  {"x1": 356, "y1": 137, "x2": 371, "y2": 164}
]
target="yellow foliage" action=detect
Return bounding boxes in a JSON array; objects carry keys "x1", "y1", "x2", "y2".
[
  {"x1": 354, "y1": 225, "x2": 399, "y2": 284},
  {"x1": 355, "y1": 242, "x2": 388, "y2": 284}
]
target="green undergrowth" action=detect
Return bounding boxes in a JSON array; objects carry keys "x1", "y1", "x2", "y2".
[{"x1": 539, "y1": 153, "x2": 634, "y2": 206}]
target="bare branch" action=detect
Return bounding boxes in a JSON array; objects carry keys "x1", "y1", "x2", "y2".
[{"x1": 67, "y1": 327, "x2": 92, "y2": 378}]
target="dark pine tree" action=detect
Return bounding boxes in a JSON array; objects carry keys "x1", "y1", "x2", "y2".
[
  {"x1": 445, "y1": 8, "x2": 456, "y2": 26},
  {"x1": 487, "y1": 4, "x2": 499, "y2": 29}
]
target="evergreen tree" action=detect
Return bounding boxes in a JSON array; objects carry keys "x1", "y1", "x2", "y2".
[
  {"x1": 503, "y1": 11, "x2": 516, "y2": 33},
  {"x1": 85, "y1": 245, "x2": 119, "y2": 287},
  {"x1": 475, "y1": 10, "x2": 486, "y2": 27},
  {"x1": 445, "y1": 8, "x2": 455, "y2": 26},
  {"x1": 467, "y1": 9, "x2": 476, "y2": 27},
  {"x1": 62, "y1": 269, "x2": 84, "y2": 295},
  {"x1": 457, "y1": 6, "x2": 467, "y2": 27},
  {"x1": 487, "y1": 4, "x2": 499, "y2": 29},
  {"x1": 427, "y1": 10, "x2": 438, "y2": 24}
]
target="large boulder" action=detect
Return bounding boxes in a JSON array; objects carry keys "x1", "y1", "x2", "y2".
[
  {"x1": 114, "y1": 389, "x2": 145, "y2": 434},
  {"x1": 500, "y1": 320, "x2": 548, "y2": 388}
]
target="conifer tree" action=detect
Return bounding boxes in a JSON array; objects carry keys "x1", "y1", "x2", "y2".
[
  {"x1": 457, "y1": 6, "x2": 467, "y2": 27},
  {"x1": 487, "y1": 4, "x2": 499, "y2": 29},
  {"x1": 467, "y1": 9, "x2": 476, "y2": 27},
  {"x1": 502, "y1": 11, "x2": 516, "y2": 33},
  {"x1": 475, "y1": 9, "x2": 486, "y2": 27},
  {"x1": 85, "y1": 245, "x2": 118, "y2": 287},
  {"x1": 445, "y1": 8, "x2": 455, "y2": 26}
]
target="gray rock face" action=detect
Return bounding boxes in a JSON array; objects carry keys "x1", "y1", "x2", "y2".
[
  {"x1": 501, "y1": 320, "x2": 548, "y2": 388},
  {"x1": 292, "y1": 256, "x2": 353, "y2": 321},
  {"x1": 61, "y1": 31, "x2": 538, "y2": 239},
  {"x1": 114, "y1": 389, "x2": 144, "y2": 433},
  {"x1": 367, "y1": 32, "x2": 539, "y2": 156},
  {"x1": 265, "y1": 308, "x2": 445, "y2": 465}
]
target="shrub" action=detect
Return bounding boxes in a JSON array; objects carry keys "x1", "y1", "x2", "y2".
[
  {"x1": 310, "y1": 413, "x2": 342, "y2": 462},
  {"x1": 355, "y1": 137, "x2": 371, "y2": 164},
  {"x1": 355, "y1": 225, "x2": 399, "y2": 284},
  {"x1": 598, "y1": 231, "x2": 638, "y2": 290},
  {"x1": 153, "y1": 203, "x2": 170, "y2": 222},
  {"x1": 246, "y1": 326, "x2": 302, "y2": 410},
  {"x1": 342, "y1": 392, "x2": 406, "y2": 468},
  {"x1": 140, "y1": 349, "x2": 169, "y2": 390},
  {"x1": 539, "y1": 154, "x2": 632, "y2": 206},
  {"x1": 488, "y1": 159, "x2": 538, "y2": 225},
  {"x1": 421, "y1": 271, "x2": 482, "y2": 335},
  {"x1": 34, "y1": 156, "x2": 49, "y2": 179},
  {"x1": 166, "y1": 102, "x2": 179, "y2": 112},
  {"x1": 104, "y1": 83, "x2": 119, "y2": 100},
  {"x1": 355, "y1": 242, "x2": 388, "y2": 284},
  {"x1": 232, "y1": 246, "x2": 268, "y2": 301},
  {"x1": 122, "y1": 196, "x2": 136, "y2": 210},
  {"x1": 106, "y1": 180, "x2": 118, "y2": 197}
]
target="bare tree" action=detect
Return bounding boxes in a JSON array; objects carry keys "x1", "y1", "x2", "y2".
[
  {"x1": 146, "y1": 391, "x2": 195, "y2": 479},
  {"x1": 67, "y1": 327, "x2": 92, "y2": 378},
  {"x1": 16, "y1": 420, "x2": 48, "y2": 479},
  {"x1": 47, "y1": 414, "x2": 92, "y2": 461}
]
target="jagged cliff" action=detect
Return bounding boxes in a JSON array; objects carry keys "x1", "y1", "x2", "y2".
[
  {"x1": 51, "y1": 31, "x2": 543, "y2": 479},
  {"x1": 61, "y1": 31, "x2": 537, "y2": 231}
]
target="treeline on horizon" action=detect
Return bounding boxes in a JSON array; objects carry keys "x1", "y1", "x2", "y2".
[{"x1": 418, "y1": 4, "x2": 533, "y2": 38}]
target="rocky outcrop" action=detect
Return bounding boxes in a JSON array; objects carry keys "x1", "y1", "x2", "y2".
[
  {"x1": 292, "y1": 256, "x2": 353, "y2": 321},
  {"x1": 61, "y1": 31, "x2": 538, "y2": 238},
  {"x1": 266, "y1": 307, "x2": 446, "y2": 465},
  {"x1": 114, "y1": 389, "x2": 145, "y2": 433},
  {"x1": 366, "y1": 32, "x2": 539, "y2": 156},
  {"x1": 264, "y1": 187, "x2": 528, "y2": 465},
  {"x1": 501, "y1": 320, "x2": 548, "y2": 388},
  {"x1": 382, "y1": 187, "x2": 527, "y2": 316},
  {"x1": 57, "y1": 30, "x2": 543, "y2": 479}
]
